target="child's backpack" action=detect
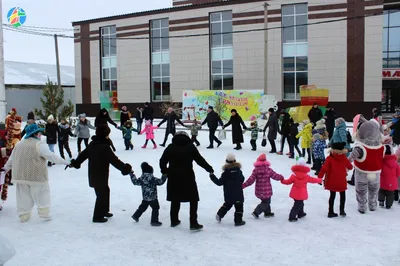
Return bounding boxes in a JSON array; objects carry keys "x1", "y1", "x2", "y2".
[{"x1": 346, "y1": 130, "x2": 354, "y2": 144}]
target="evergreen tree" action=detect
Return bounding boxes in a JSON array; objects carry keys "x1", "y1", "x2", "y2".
[{"x1": 34, "y1": 79, "x2": 74, "y2": 121}]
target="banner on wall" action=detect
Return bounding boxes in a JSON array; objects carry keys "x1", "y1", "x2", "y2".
[
  {"x1": 99, "y1": 91, "x2": 119, "y2": 120},
  {"x1": 182, "y1": 90, "x2": 278, "y2": 122}
]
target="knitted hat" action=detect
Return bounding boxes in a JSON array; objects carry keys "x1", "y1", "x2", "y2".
[
  {"x1": 95, "y1": 125, "x2": 111, "y2": 138},
  {"x1": 257, "y1": 153, "x2": 267, "y2": 162},
  {"x1": 78, "y1": 113, "x2": 86, "y2": 118},
  {"x1": 27, "y1": 112, "x2": 35, "y2": 120},
  {"x1": 331, "y1": 142, "x2": 345, "y2": 150},
  {"x1": 141, "y1": 162, "x2": 154, "y2": 174},
  {"x1": 47, "y1": 114, "x2": 54, "y2": 121},
  {"x1": 297, "y1": 157, "x2": 307, "y2": 166},
  {"x1": 226, "y1": 153, "x2": 236, "y2": 163},
  {"x1": 122, "y1": 106, "x2": 127, "y2": 111},
  {"x1": 145, "y1": 120, "x2": 152, "y2": 126}
]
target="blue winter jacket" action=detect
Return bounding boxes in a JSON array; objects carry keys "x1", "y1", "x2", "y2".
[
  {"x1": 130, "y1": 173, "x2": 167, "y2": 201},
  {"x1": 329, "y1": 122, "x2": 350, "y2": 150},
  {"x1": 312, "y1": 138, "x2": 327, "y2": 160}
]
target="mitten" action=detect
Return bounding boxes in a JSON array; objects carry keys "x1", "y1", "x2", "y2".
[{"x1": 121, "y1": 163, "x2": 132, "y2": 175}]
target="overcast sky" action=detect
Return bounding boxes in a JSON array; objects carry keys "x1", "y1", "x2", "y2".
[{"x1": 2, "y1": 0, "x2": 171, "y2": 66}]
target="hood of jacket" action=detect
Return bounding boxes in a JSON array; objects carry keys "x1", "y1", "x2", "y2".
[
  {"x1": 253, "y1": 160, "x2": 271, "y2": 168},
  {"x1": 291, "y1": 165, "x2": 310, "y2": 179},
  {"x1": 383, "y1": 154, "x2": 398, "y2": 168},
  {"x1": 222, "y1": 162, "x2": 241, "y2": 170},
  {"x1": 139, "y1": 173, "x2": 154, "y2": 184},
  {"x1": 59, "y1": 124, "x2": 70, "y2": 130},
  {"x1": 329, "y1": 152, "x2": 349, "y2": 163},
  {"x1": 314, "y1": 123, "x2": 326, "y2": 130},
  {"x1": 98, "y1": 109, "x2": 109, "y2": 117},
  {"x1": 91, "y1": 135, "x2": 110, "y2": 144},
  {"x1": 304, "y1": 123, "x2": 313, "y2": 131},
  {"x1": 171, "y1": 134, "x2": 192, "y2": 147},
  {"x1": 335, "y1": 121, "x2": 346, "y2": 130}
]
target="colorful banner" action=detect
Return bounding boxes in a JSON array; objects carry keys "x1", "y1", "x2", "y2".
[
  {"x1": 182, "y1": 90, "x2": 277, "y2": 122},
  {"x1": 299, "y1": 85, "x2": 329, "y2": 106},
  {"x1": 99, "y1": 91, "x2": 119, "y2": 120},
  {"x1": 287, "y1": 106, "x2": 326, "y2": 123}
]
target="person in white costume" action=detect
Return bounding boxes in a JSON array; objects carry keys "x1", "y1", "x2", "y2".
[{"x1": 3, "y1": 124, "x2": 70, "y2": 222}]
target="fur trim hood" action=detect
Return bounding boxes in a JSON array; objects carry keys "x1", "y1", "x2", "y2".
[
  {"x1": 329, "y1": 148, "x2": 348, "y2": 155},
  {"x1": 223, "y1": 162, "x2": 242, "y2": 170}
]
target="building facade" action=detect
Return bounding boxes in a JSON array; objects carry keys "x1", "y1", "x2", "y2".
[{"x1": 73, "y1": 0, "x2": 391, "y2": 119}]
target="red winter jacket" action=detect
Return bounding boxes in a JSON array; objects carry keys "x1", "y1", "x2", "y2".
[
  {"x1": 319, "y1": 152, "x2": 353, "y2": 192},
  {"x1": 281, "y1": 165, "x2": 322, "y2": 200},
  {"x1": 380, "y1": 155, "x2": 400, "y2": 191}
]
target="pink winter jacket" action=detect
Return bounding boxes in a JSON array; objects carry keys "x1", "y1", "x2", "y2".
[
  {"x1": 141, "y1": 125, "x2": 158, "y2": 140},
  {"x1": 380, "y1": 155, "x2": 400, "y2": 191},
  {"x1": 281, "y1": 165, "x2": 322, "y2": 200},
  {"x1": 242, "y1": 161, "x2": 284, "y2": 200}
]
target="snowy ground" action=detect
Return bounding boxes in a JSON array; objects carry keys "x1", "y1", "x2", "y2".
[{"x1": 1, "y1": 122, "x2": 400, "y2": 266}]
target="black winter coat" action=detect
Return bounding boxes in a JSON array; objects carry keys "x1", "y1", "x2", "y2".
[
  {"x1": 202, "y1": 110, "x2": 223, "y2": 130},
  {"x1": 223, "y1": 114, "x2": 247, "y2": 144},
  {"x1": 280, "y1": 113, "x2": 291, "y2": 136},
  {"x1": 160, "y1": 134, "x2": 213, "y2": 202},
  {"x1": 120, "y1": 111, "x2": 130, "y2": 127},
  {"x1": 308, "y1": 107, "x2": 323, "y2": 125},
  {"x1": 210, "y1": 163, "x2": 244, "y2": 204},
  {"x1": 143, "y1": 106, "x2": 154, "y2": 121},
  {"x1": 263, "y1": 112, "x2": 279, "y2": 140},
  {"x1": 95, "y1": 108, "x2": 117, "y2": 128},
  {"x1": 324, "y1": 109, "x2": 337, "y2": 136},
  {"x1": 44, "y1": 122, "x2": 58, "y2": 144},
  {"x1": 157, "y1": 112, "x2": 185, "y2": 133},
  {"x1": 135, "y1": 110, "x2": 143, "y2": 121},
  {"x1": 390, "y1": 120, "x2": 400, "y2": 145},
  {"x1": 71, "y1": 136, "x2": 132, "y2": 188},
  {"x1": 289, "y1": 122, "x2": 300, "y2": 145},
  {"x1": 58, "y1": 124, "x2": 75, "y2": 142}
]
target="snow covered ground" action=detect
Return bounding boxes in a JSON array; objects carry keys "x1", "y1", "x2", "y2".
[{"x1": 1, "y1": 123, "x2": 400, "y2": 266}]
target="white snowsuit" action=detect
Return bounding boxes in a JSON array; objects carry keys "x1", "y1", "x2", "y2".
[{"x1": 4, "y1": 138, "x2": 69, "y2": 222}]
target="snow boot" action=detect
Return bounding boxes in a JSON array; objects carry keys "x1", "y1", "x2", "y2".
[
  {"x1": 151, "y1": 221, "x2": 162, "y2": 226},
  {"x1": 153, "y1": 144, "x2": 157, "y2": 149},
  {"x1": 216, "y1": 214, "x2": 221, "y2": 223},
  {"x1": 340, "y1": 210, "x2": 347, "y2": 217},
  {"x1": 328, "y1": 212, "x2": 338, "y2": 218},
  {"x1": 277, "y1": 151, "x2": 283, "y2": 155},
  {"x1": 206, "y1": 146, "x2": 214, "y2": 149},
  {"x1": 141, "y1": 145, "x2": 147, "y2": 149},
  {"x1": 298, "y1": 213, "x2": 307, "y2": 219},
  {"x1": 131, "y1": 215, "x2": 139, "y2": 222},
  {"x1": 235, "y1": 221, "x2": 246, "y2": 226},
  {"x1": 47, "y1": 161, "x2": 52, "y2": 167},
  {"x1": 160, "y1": 144, "x2": 166, "y2": 147},
  {"x1": 252, "y1": 212, "x2": 259, "y2": 219},
  {"x1": 379, "y1": 201, "x2": 384, "y2": 207},
  {"x1": 394, "y1": 190, "x2": 399, "y2": 201},
  {"x1": 289, "y1": 218, "x2": 298, "y2": 222},
  {"x1": 104, "y1": 213, "x2": 113, "y2": 218},
  {"x1": 130, "y1": 144, "x2": 134, "y2": 150},
  {"x1": 217, "y1": 141, "x2": 222, "y2": 148},
  {"x1": 19, "y1": 213, "x2": 31, "y2": 223},
  {"x1": 264, "y1": 212, "x2": 275, "y2": 218},
  {"x1": 93, "y1": 218, "x2": 108, "y2": 223},
  {"x1": 190, "y1": 223, "x2": 203, "y2": 231},
  {"x1": 171, "y1": 220, "x2": 181, "y2": 227},
  {"x1": 358, "y1": 210, "x2": 365, "y2": 214}
]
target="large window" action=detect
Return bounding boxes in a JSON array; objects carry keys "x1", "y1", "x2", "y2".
[
  {"x1": 383, "y1": 9, "x2": 400, "y2": 69},
  {"x1": 101, "y1": 26, "x2": 117, "y2": 91},
  {"x1": 210, "y1": 11, "x2": 233, "y2": 90},
  {"x1": 282, "y1": 4, "x2": 308, "y2": 100},
  {"x1": 151, "y1": 18, "x2": 170, "y2": 101}
]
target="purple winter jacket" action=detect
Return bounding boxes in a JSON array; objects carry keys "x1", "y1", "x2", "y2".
[{"x1": 242, "y1": 161, "x2": 284, "y2": 200}]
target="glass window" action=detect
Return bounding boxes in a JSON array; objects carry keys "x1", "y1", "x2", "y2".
[
  {"x1": 282, "y1": 5, "x2": 295, "y2": 16},
  {"x1": 383, "y1": 28, "x2": 388, "y2": 52},
  {"x1": 389, "y1": 10, "x2": 400, "y2": 27},
  {"x1": 210, "y1": 11, "x2": 233, "y2": 90},
  {"x1": 282, "y1": 4, "x2": 308, "y2": 44},
  {"x1": 388, "y1": 52, "x2": 400, "y2": 68},
  {"x1": 283, "y1": 27, "x2": 295, "y2": 43},
  {"x1": 100, "y1": 25, "x2": 117, "y2": 91},
  {"x1": 296, "y1": 26, "x2": 307, "y2": 42},
  {"x1": 296, "y1": 57, "x2": 308, "y2": 71},
  {"x1": 384, "y1": 11, "x2": 389, "y2": 28},
  {"x1": 383, "y1": 52, "x2": 388, "y2": 68},
  {"x1": 284, "y1": 57, "x2": 295, "y2": 71},
  {"x1": 389, "y1": 27, "x2": 400, "y2": 51},
  {"x1": 296, "y1": 4, "x2": 308, "y2": 14},
  {"x1": 283, "y1": 73, "x2": 295, "y2": 99}
]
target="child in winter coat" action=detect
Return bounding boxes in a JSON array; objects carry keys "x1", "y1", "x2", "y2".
[
  {"x1": 118, "y1": 120, "x2": 138, "y2": 150},
  {"x1": 140, "y1": 120, "x2": 158, "y2": 149},
  {"x1": 312, "y1": 133, "x2": 327, "y2": 175},
  {"x1": 210, "y1": 154, "x2": 246, "y2": 226},
  {"x1": 289, "y1": 118, "x2": 302, "y2": 159},
  {"x1": 247, "y1": 121, "x2": 262, "y2": 151},
  {"x1": 188, "y1": 120, "x2": 202, "y2": 146},
  {"x1": 58, "y1": 119, "x2": 76, "y2": 159},
  {"x1": 243, "y1": 153, "x2": 284, "y2": 218},
  {"x1": 281, "y1": 157, "x2": 322, "y2": 222},
  {"x1": 318, "y1": 142, "x2": 353, "y2": 218},
  {"x1": 130, "y1": 162, "x2": 167, "y2": 226},
  {"x1": 378, "y1": 145, "x2": 400, "y2": 209},
  {"x1": 296, "y1": 121, "x2": 313, "y2": 164},
  {"x1": 75, "y1": 113, "x2": 96, "y2": 153}
]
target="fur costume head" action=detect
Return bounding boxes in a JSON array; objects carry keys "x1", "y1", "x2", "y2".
[{"x1": 355, "y1": 120, "x2": 383, "y2": 147}]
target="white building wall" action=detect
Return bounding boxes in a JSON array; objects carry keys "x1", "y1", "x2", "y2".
[
  {"x1": 90, "y1": 41, "x2": 100, "y2": 103},
  {"x1": 74, "y1": 42, "x2": 82, "y2": 104}
]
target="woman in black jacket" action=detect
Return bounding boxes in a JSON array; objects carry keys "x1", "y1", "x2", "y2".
[
  {"x1": 223, "y1": 109, "x2": 247, "y2": 150},
  {"x1": 95, "y1": 108, "x2": 118, "y2": 128},
  {"x1": 159, "y1": 131, "x2": 213, "y2": 230},
  {"x1": 119, "y1": 106, "x2": 130, "y2": 128},
  {"x1": 263, "y1": 108, "x2": 279, "y2": 153},
  {"x1": 278, "y1": 110, "x2": 291, "y2": 155},
  {"x1": 70, "y1": 125, "x2": 132, "y2": 223},
  {"x1": 44, "y1": 115, "x2": 58, "y2": 166},
  {"x1": 324, "y1": 104, "x2": 337, "y2": 140},
  {"x1": 157, "y1": 107, "x2": 186, "y2": 147}
]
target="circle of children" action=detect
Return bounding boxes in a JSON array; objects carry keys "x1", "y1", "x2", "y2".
[{"x1": 0, "y1": 104, "x2": 400, "y2": 230}]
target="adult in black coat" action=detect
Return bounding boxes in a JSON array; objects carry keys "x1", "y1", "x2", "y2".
[
  {"x1": 308, "y1": 103, "x2": 323, "y2": 127},
  {"x1": 201, "y1": 106, "x2": 224, "y2": 149},
  {"x1": 70, "y1": 125, "x2": 132, "y2": 223},
  {"x1": 278, "y1": 110, "x2": 291, "y2": 154},
  {"x1": 159, "y1": 131, "x2": 213, "y2": 230},
  {"x1": 324, "y1": 104, "x2": 337, "y2": 140},
  {"x1": 43, "y1": 115, "x2": 59, "y2": 166},
  {"x1": 135, "y1": 107, "x2": 144, "y2": 134},
  {"x1": 263, "y1": 108, "x2": 279, "y2": 153},
  {"x1": 157, "y1": 108, "x2": 186, "y2": 147},
  {"x1": 223, "y1": 109, "x2": 247, "y2": 150},
  {"x1": 95, "y1": 108, "x2": 118, "y2": 128},
  {"x1": 119, "y1": 106, "x2": 130, "y2": 128},
  {"x1": 143, "y1": 102, "x2": 154, "y2": 123}
]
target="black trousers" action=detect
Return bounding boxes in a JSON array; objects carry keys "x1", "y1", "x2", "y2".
[
  {"x1": 191, "y1": 135, "x2": 200, "y2": 146},
  {"x1": 289, "y1": 139, "x2": 302, "y2": 157},
  {"x1": 133, "y1": 200, "x2": 160, "y2": 223},
  {"x1": 77, "y1": 138, "x2": 89, "y2": 153},
  {"x1": 144, "y1": 139, "x2": 156, "y2": 146},
  {"x1": 329, "y1": 191, "x2": 346, "y2": 213},
  {"x1": 378, "y1": 189, "x2": 395, "y2": 208},
  {"x1": 280, "y1": 135, "x2": 291, "y2": 152},
  {"x1": 314, "y1": 159, "x2": 324, "y2": 174},
  {"x1": 254, "y1": 198, "x2": 272, "y2": 215},
  {"x1": 209, "y1": 128, "x2": 221, "y2": 147},
  {"x1": 109, "y1": 139, "x2": 116, "y2": 152},
  {"x1": 250, "y1": 139, "x2": 257, "y2": 150},
  {"x1": 58, "y1": 140, "x2": 72, "y2": 159},
  {"x1": 124, "y1": 139, "x2": 133, "y2": 150},
  {"x1": 268, "y1": 138, "x2": 277, "y2": 152},
  {"x1": 162, "y1": 130, "x2": 176, "y2": 145},
  {"x1": 136, "y1": 120, "x2": 143, "y2": 134},
  {"x1": 170, "y1": 201, "x2": 198, "y2": 225},
  {"x1": 289, "y1": 200, "x2": 305, "y2": 220},
  {"x1": 93, "y1": 186, "x2": 110, "y2": 220},
  {"x1": 302, "y1": 148, "x2": 312, "y2": 162},
  {"x1": 217, "y1": 202, "x2": 244, "y2": 223}
]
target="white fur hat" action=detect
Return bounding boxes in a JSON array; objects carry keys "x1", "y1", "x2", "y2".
[
  {"x1": 317, "y1": 119, "x2": 326, "y2": 125},
  {"x1": 297, "y1": 157, "x2": 306, "y2": 166},
  {"x1": 47, "y1": 115, "x2": 54, "y2": 121},
  {"x1": 226, "y1": 153, "x2": 236, "y2": 163}
]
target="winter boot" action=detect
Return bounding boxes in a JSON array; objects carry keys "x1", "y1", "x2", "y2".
[
  {"x1": 277, "y1": 151, "x2": 283, "y2": 155},
  {"x1": 131, "y1": 215, "x2": 139, "y2": 222},
  {"x1": 394, "y1": 190, "x2": 399, "y2": 201},
  {"x1": 328, "y1": 212, "x2": 338, "y2": 218},
  {"x1": 289, "y1": 218, "x2": 298, "y2": 222},
  {"x1": 160, "y1": 143, "x2": 166, "y2": 147},
  {"x1": 252, "y1": 212, "x2": 259, "y2": 219},
  {"x1": 47, "y1": 161, "x2": 52, "y2": 167},
  {"x1": 104, "y1": 213, "x2": 113, "y2": 218},
  {"x1": 379, "y1": 201, "x2": 384, "y2": 207},
  {"x1": 206, "y1": 146, "x2": 214, "y2": 149},
  {"x1": 171, "y1": 220, "x2": 181, "y2": 227},
  {"x1": 151, "y1": 221, "x2": 162, "y2": 226},
  {"x1": 264, "y1": 212, "x2": 275, "y2": 218},
  {"x1": 234, "y1": 212, "x2": 244, "y2": 226},
  {"x1": 216, "y1": 214, "x2": 221, "y2": 223},
  {"x1": 298, "y1": 213, "x2": 307, "y2": 219},
  {"x1": 339, "y1": 203, "x2": 346, "y2": 217},
  {"x1": 234, "y1": 144, "x2": 242, "y2": 150},
  {"x1": 93, "y1": 218, "x2": 108, "y2": 223},
  {"x1": 190, "y1": 222, "x2": 203, "y2": 231},
  {"x1": 217, "y1": 141, "x2": 222, "y2": 148},
  {"x1": 235, "y1": 221, "x2": 246, "y2": 226},
  {"x1": 141, "y1": 145, "x2": 147, "y2": 149},
  {"x1": 153, "y1": 144, "x2": 157, "y2": 149},
  {"x1": 130, "y1": 144, "x2": 134, "y2": 150},
  {"x1": 19, "y1": 213, "x2": 31, "y2": 223}
]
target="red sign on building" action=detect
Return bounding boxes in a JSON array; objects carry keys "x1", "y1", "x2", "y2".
[{"x1": 382, "y1": 69, "x2": 400, "y2": 79}]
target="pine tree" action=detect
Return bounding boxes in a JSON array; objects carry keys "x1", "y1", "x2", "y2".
[
  {"x1": 213, "y1": 96, "x2": 228, "y2": 122},
  {"x1": 34, "y1": 79, "x2": 75, "y2": 121}
]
